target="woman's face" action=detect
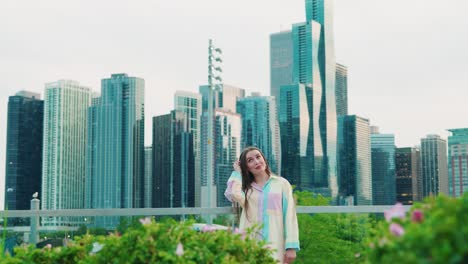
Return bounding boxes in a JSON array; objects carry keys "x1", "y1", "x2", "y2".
[{"x1": 245, "y1": 150, "x2": 266, "y2": 175}]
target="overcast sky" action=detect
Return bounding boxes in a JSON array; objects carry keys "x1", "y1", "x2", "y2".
[{"x1": 1, "y1": 0, "x2": 467, "y2": 206}]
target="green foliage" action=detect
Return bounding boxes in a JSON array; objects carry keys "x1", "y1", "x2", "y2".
[
  {"x1": 0, "y1": 218, "x2": 276, "y2": 263},
  {"x1": 294, "y1": 191, "x2": 372, "y2": 263},
  {"x1": 367, "y1": 193, "x2": 468, "y2": 263}
]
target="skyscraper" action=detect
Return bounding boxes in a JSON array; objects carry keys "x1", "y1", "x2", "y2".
[
  {"x1": 152, "y1": 113, "x2": 172, "y2": 208},
  {"x1": 85, "y1": 74, "x2": 145, "y2": 227},
  {"x1": 199, "y1": 83, "x2": 244, "y2": 208},
  {"x1": 337, "y1": 115, "x2": 372, "y2": 205},
  {"x1": 421, "y1": 134, "x2": 449, "y2": 197},
  {"x1": 42, "y1": 80, "x2": 91, "y2": 226},
  {"x1": 152, "y1": 110, "x2": 195, "y2": 208},
  {"x1": 270, "y1": 0, "x2": 338, "y2": 199},
  {"x1": 174, "y1": 91, "x2": 201, "y2": 207},
  {"x1": 4, "y1": 91, "x2": 43, "y2": 211},
  {"x1": 447, "y1": 129, "x2": 468, "y2": 197},
  {"x1": 395, "y1": 147, "x2": 422, "y2": 204},
  {"x1": 371, "y1": 131, "x2": 396, "y2": 205},
  {"x1": 279, "y1": 84, "x2": 322, "y2": 192},
  {"x1": 237, "y1": 94, "x2": 281, "y2": 174},
  {"x1": 335, "y1": 63, "x2": 348, "y2": 117},
  {"x1": 144, "y1": 146, "x2": 153, "y2": 208},
  {"x1": 214, "y1": 109, "x2": 241, "y2": 206}
]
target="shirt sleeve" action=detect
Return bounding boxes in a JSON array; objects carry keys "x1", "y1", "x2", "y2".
[
  {"x1": 282, "y1": 180, "x2": 300, "y2": 251},
  {"x1": 224, "y1": 171, "x2": 245, "y2": 207}
]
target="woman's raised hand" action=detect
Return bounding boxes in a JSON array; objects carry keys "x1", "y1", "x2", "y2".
[{"x1": 233, "y1": 160, "x2": 241, "y2": 172}]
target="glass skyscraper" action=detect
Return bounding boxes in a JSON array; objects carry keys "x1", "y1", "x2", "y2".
[
  {"x1": 174, "y1": 91, "x2": 201, "y2": 207},
  {"x1": 395, "y1": 147, "x2": 422, "y2": 205},
  {"x1": 335, "y1": 63, "x2": 348, "y2": 117},
  {"x1": 152, "y1": 110, "x2": 195, "y2": 208},
  {"x1": 85, "y1": 74, "x2": 145, "y2": 227},
  {"x1": 42, "y1": 80, "x2": 91, "y2": 226},
  {"x1": 421, "y1": 134, "x2": 449, "y2": 197},
  {"x1": 237, "y1": 94, "x2": 281, "y2": 174},
  {"x1": 270, "y1": 0, "x2": 338, "y2": 199},
  {"x1": 214, "y1": 109, "x2": 241, "y2": 207},
  {"x1": 5, "y1": 91, "x2": 43, "y2": 212},
  {"x1": 144, "y1": 146, "x2": 153, "y2": 208},
  {"x1": 371, "y1": 131, "x2": 396, "y2": 205},
  {"x1": 337, "y1": 115, "x2": 372, "y2": 205},
  {"x1": 446, "y1": 129, "x2": 467, "y2": 197},
  {"x1": 279, "y1": 84, "x2": 324, "y2": 192}
]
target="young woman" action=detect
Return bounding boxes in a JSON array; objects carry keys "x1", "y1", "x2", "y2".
[{"x1": 224, "y1": 146, "x2": 300, "y2": 264}]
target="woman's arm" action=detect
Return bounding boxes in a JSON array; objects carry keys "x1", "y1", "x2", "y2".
[
  {"x1": 282, "y1": 181, "x2": 300, "y2": 252},
  {"x1": 224, "y1": 162, "x2": 245, "y2": 207}
]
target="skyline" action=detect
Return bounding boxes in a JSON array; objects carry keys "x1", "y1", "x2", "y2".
[{"x1": 1, "y1": 0, "x2": 468, "y2": 206}]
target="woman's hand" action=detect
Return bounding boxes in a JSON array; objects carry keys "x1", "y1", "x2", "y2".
[
  {"x1": 233, "y1": 160, "x2": 241, "y2": 172},
  {"x1": 284, "y1": 249, "x2": 296, "y2": 264}
]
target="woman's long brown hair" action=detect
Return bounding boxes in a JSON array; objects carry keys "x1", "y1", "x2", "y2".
[{"x1": 238, "y1": 146, "x2": 271, "y2": 221}]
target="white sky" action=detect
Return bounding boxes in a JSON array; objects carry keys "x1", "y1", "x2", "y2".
[{"x1": 1, "y1": 0, "x2": 468, "y2": 207}]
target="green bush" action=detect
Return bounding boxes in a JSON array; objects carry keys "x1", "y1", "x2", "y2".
[
  {"x1": 367, "y1": 193, "x2": 468, "y2": 263},
  {"x1": 0, "y1": 218, "x2": 276, "y2": 264},
  {"x1": 295, "y1": 191, "x2": 372, "y2": 263}
]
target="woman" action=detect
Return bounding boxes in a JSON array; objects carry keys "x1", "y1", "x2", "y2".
[{"x1": 224, "y1": 146, "x2": 300, "y2": 264}]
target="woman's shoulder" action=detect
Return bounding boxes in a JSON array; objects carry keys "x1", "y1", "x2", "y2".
[{"x1": 270, "y1": 174, "x2": 292, "y2": 186}]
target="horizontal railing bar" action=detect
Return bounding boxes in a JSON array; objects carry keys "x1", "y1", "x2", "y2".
[{"x1": 0, "y1": 205, "x2": 411, "y2": 218}]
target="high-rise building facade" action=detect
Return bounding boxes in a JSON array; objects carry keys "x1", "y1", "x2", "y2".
[
  {"x1": 85, "y1": 74, "x2": 145, "y2": 227},
  {"x1": 152, "y1": 110, "x2": 195, "y2": 208},
  {"x1": 279, "y1": 84, "x2": 323, "y2": 192},
  {"x1": 335, "y1": 63, "x2": 348, "y2": 117},
  {"x1": 144, "y1": 146, "x2": 153, "y2": 208},
  {"x1": 270, "y1": 0, "x2": 338, "y2": 199},
  {"x1": 371, "y1": 132, "x2": 396, "y2": 205},
  {"x1": 42, "y1": 80, "x2": 91, "y2": 226},
  {"x1": 421, "y1": 134, "x2": 449, "y2": 197},
  {"x1": 214, "y1": 109, "x2": 241, "y2": 206},
  {"x1": 237, "y1": 95, "x2": 281, "y2": 174},
  {"x1": 152, "y1": 113, "x2": 171, "y2": 208},
  {"x1": 174, "y1": 91, "x2": 201, "y2": 206},
  {"x1": 4, "y1": 91, "x2": 43, "y2": 211},
  {"x1": 337, "y1": 115, "x2": 372, "y2": 205},
  {"x1": 395, "y1": 147, "x2": 422, "y2": 205},
  {"x1": 199, "y1": 84, "x2": 244, "y2": 208},
  {"x1": 447, "y1": 129, "x2": 467, "y2": 197}
]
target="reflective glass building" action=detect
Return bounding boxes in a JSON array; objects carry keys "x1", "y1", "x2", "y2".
[
  {"x1": 371, "y1": 132, "x2": 396, "y2": 205},
  {"x1": 395, "y1": 147, "x2": 422, "y2": 205},
  {"x1": 337, "y1": 115, "x2": 372, "y2": 205},
  {"x1": 421, "y1": 134, "x2": 449, "y2": 197},
  {"x1": 270, "y1": 0, "x2": 338, "y2": 199},
  {"x1": 174, "y1": 91, "x2": 201, "y2": 206},
  {"x1": 86, "y1": 74, "x2": 145, "y2": 228},
  {"x1": 214, "y1": 109, "x2": 241, "y2": 206},
  {"x1": 237, "y1": 94, "x2": 281, "y2": 174},
  {"x1": 4, "y1": 91, "x2": 43, "y2": 211},
  {"x1": 152, "y1": 110, "x2": 195, "y2": 208},
  {"x1": 335, "y1": 63, "x2": 348, "y2": 117},
  {"x1": 447, "y1": 129, "x2": 467, "y2": 197},
  {"x1": 42, "y1": 80, "x2": 91, "y2": 226},
  {"x1": 144, "y1": 146, "x2": 153, "y2": 208}
]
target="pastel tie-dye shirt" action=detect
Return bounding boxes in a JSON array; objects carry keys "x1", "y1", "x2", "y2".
[{"x1": 224, "y1": 171, "x2": 300, "y2": 263}]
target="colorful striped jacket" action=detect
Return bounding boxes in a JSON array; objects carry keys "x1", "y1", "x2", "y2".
[{"x1": 224, "y1": 171, "x2": 300, "y2": 262}]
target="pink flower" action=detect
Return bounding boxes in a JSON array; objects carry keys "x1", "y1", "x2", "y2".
[
  {"x1": 411, "y1": 209, "x2": 424, "y2": 223},
  {"x1": 139, "y1": 217, "x2": 151, "y2": 225},
  {"x1": 389, "y1": 223, "x2": 405, "y2": 237},
  {"x1": 233, "y1": 227, "x2": 246, "y2": 239},
  {"x1": 384, "y1": 203, "x2": 406, "y2": 222},
  {"x1": 201, "y1": 225, "x2": 215, "y2": 232},
  {"x1": 175, "y1": 242, "x2": 184, "y2": 256},
  {"x1": 45, "y1": 244, "x2": 52, "y2": 249}
]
